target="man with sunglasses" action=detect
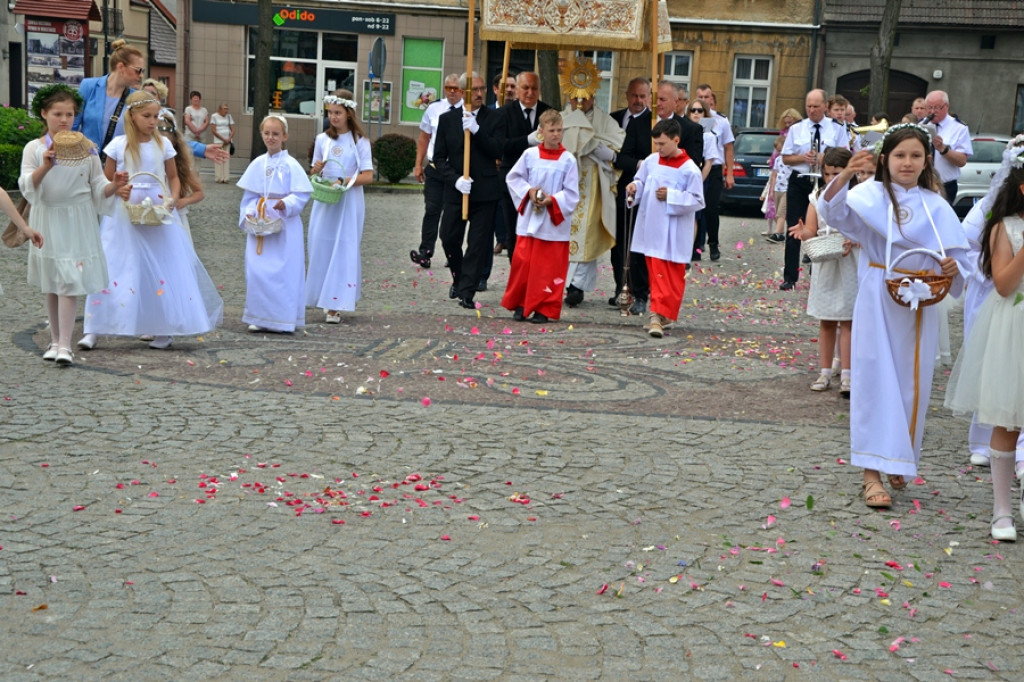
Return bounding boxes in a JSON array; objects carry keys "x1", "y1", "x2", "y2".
[{"x1": 410, "y1": 74, "x2": 463, "y2": 269}]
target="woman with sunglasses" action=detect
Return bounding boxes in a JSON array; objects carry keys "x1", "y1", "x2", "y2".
[
  {"x1": 74, "y1": 40, "x2": 229, "y2": 166},
  {"x1": 685, "y1": 101, "x2": 716, "y2": 184}
]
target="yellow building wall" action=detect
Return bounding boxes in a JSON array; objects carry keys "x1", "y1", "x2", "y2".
[{"x1": 665, "y1": 0, "x2": 816, "y2": 25}]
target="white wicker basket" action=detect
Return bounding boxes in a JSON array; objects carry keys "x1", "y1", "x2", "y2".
[{"x1": 124, "y1": 172, "x2": 172, "y2": 226}]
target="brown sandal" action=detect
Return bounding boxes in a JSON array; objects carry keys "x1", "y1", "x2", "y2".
[
  {"x1": 887, "y1": 474, "x2": 908, "y2": 490},
  {"x1": 862, "y1": 479, "x2": 892, "y2": 508}
]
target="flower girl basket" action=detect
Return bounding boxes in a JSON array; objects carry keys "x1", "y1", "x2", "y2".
[
  {"x1": 802, "y1": 225, "x2": 846, "y2": 263},
  {"x1": 310, "y1": 139, "x2": 358, "y2": 204},
  {"x1": 124, "y1": 171, "x2": 173, "y2": 226}
]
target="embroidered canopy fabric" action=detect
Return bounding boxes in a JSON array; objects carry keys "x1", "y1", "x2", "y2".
[{"x1": 480, "y1": 0, "x2": 673, "y2": 52}]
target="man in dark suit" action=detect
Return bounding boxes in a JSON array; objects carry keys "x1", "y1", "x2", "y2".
[
  {"x1": 497, "y1": 71, "x2": 552, "y2": 261},
  {"x1": 433, "y1": 72, "x2": 505, "y2": 309},
  {"x1": 609, "y1": 77, "x2": 653, "y2": 313}
]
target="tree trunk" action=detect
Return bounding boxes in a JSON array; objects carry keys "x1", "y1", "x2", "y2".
[
  {"x1": 868, "y1": 0, "x2": 902, "y2": 121},
  {"x1": 537, "y1": 50, "x2": 561, "y2": 110},
  {"x1": 251, "y1": 0, "x2": 275, "y2": 157}
]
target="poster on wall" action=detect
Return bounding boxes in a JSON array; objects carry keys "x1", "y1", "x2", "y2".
[
  {"x1": 362, "y1": 80, "x2": 392, "y2": 124},
  {"x1": 25, "y1": 18, "x2": 87, "y2": 108},
  {"x1": 401, "y1": 70, "x2": 440, "y2": 124}
]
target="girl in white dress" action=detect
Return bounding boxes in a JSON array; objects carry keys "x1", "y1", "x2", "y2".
[
  {"x1": 19, "y1": 84, "x2": 127, "y2": 365},
  {"x1": 945, "y1": 158, "x2": 1024, "y2": 541},
  {"x1": 788, "y1": 147, "x2": 859, "y2": 396},
  {"x1": 237, "y1": 115, "x2": 312, "y2": 333},
  {"x1": 305, "y1": 92, "x2": 374, "y2": 323},
  {"x1": 79, "y1": 91, "x2": 223, "y2": 351},
  {"x1": 158, "y1": 111, "x2": 205, "y2": 246},
  {"x1": 817, "y1": 124, "x2": 970, "y2": 508}
]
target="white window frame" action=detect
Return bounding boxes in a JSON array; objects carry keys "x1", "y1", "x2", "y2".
[
  {"x1": 245, "y1": 28, "x2": 359, "y2": 117},
  {"x1": 663, "y1": 50, "x2": 692, "y2": 96},
  {"x1": 731, "y1": 55, "x2": 772, "y2": 127},
  {"x1": 575, "y1": 50, "x2": 614, "y2": 112}
]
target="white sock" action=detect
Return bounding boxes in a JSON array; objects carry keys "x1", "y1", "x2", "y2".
[
  {"x1": 991, "y1": 449, "x2": 1015, "y2": 529},
  {"x1": 841, "y1": 369, "x2": 851, "y2": 381}
]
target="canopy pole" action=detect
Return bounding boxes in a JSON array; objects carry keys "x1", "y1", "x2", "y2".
[
  {"x1": 650, "y1": 0, "x2": 658, "y2": 128},
  {"x1": 499, "y1": 41, "x2": 511, "y2": 107},
  {"x1": 463, "y1": 0, "x2": 476, "y2": 220}
]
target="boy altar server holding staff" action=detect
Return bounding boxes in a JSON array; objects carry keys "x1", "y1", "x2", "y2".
[{"x1": 626, "y1": 119, "x2": 705, "y2": 338}]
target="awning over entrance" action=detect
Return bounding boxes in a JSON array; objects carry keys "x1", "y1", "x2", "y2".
[{"x1": 12, "y1": 0, "x2": 101, "y2": 21}]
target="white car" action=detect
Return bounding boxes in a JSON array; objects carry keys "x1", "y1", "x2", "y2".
[{"x1": 953, "y1": 134, "x2": 1011, "y2": 217}]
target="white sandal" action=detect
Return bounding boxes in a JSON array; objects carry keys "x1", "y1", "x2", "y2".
[
  {"x1": 43, "y1": 343, "x2": 59, "y2": 361},
  {"x1": 992, "y1": 515, "x2": 1017, "y2": 542},
  {"x1": 810, "y1": 374, "x2": 831, "y2": 391}
]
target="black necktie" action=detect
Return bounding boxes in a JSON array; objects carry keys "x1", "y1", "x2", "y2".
[
  {"x1": 449, "y1": 105, "x2": 456, "y2": 111},
  {"x1": 812, "y1": 122, "x2": 821, "y2": 152},
  {"x1": 524, "y1": 107, "x2": 533, "y2": 127}
]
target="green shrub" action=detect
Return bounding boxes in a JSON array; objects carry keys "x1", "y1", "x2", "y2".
[
  {"x1": 372, "y1": 133, "x2": 416, "y2": 183},
  {"x1": 0, "y1": 106, "x2": 42, "y2": 190},
  {"x1": 0, "y1": 105, "x2": 44, "y2": 147},
  {"x1": 0, "y1": 143, "x2": 24, "y2": 191}
]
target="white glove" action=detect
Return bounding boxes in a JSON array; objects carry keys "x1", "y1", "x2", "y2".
[
  {"x1": 462, "y1": 114, "x2": 479, "y2": 134},
  {"x1": 590, "y1": 144, "x2": 615, "y2": 162},
  {"x1": 529, "y1": 130, "x2": 542, "y2": 146},
  {"x1": 455, "y1": 176, "x2": 473, "y2": 195}
]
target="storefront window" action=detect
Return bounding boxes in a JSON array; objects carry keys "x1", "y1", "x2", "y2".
[{"x1": 247, "y1": 28, "x2": 358, "y2": 115}]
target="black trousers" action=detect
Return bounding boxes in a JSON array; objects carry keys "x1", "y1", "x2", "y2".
[
  {"x1": 499, "y1": 171, "x2": 519, "y2": 261},
  {"x1": 417, "y1": 163, "x2": 445, "y2": 256},
  {"x1": 611, "y1": 197, "x2": 649, "y2": 300},
  {"x1": 943, "y1": 180, "x2": 958, "y2": 207},
  {"x1": 784, "y1": 173, "x2": 816, "y2": 283},
  {"x1": 693, "y1": 165, "x2": 724, "y2": 258},
  {"x1": 440, "y1": 198, "x2": 497, "y2": 300}
]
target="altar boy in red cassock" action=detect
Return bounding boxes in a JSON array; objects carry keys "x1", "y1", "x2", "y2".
[
  {"x1": 626, "y1": 118, "x2": 705, "y2": 338},
  {"x1": 501, "y1": 109, "x2": 580, "y2": 323}
]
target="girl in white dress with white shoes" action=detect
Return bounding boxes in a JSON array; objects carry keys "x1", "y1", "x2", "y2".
[
  {"x1": 306, "y1": 91, "x2": 374, "y2": 323},
  {"x1": 78, "y1": 91, "x2": 223, "y2": 351},
  {"x1": 945, "y1": 153, "x2": 1024, "y2": 541},
  {"x1": 237, "y1": 114, "x2": 312, "y2": 333},
  {"x1": 19, "y1": 84, "x2": 125, "y2": 366}
]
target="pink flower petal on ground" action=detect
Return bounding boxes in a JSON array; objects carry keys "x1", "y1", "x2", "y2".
[
  {"x1": 440, "y1": 534, "x2": 451, "y2": 541},
  {"x1": 421, "y1": 397, "x2": 432, "y2": 406},
  {"x1": 913, "y1": 477, "x2": 926, "y2": 485},
  {"x1": 833, "y1": 649, "x2": 847, "y2": 661},
  {"x1": 770, "y1": 578, "x2": 785, "y2": 586},
  {"x1": 597, "y1": 583, "x2": 609, "y2": 595},
  {"x1": 147, "y1": 491, "x2": 159, "y2": 498},
  {"x1": 470, "y1": 327, "x2": 480, "y2": 335},
  {"x1": 762, "y1": 514, "x2": 776, "y2": 529},
  {"x1": 72, "y1": 505, "x2": 85, "y2": 511},
  {"x1": 939, "y1": 581, "x2": 952, "y2": 588},
  {"x1": 735, "y1": 241, "x2": 744, "y2": 250},
  {"x1": 889, "y1": 520, "x2": 901, "y2": 530},
  {"x1": 331, "y1": 519, "x2": 345, "y2": 525},
  {"x1": 780, "y1": 497, "x2": 791, "y2": 509},
  {"x1": 512, "y1": 387, "x2": 520, "y2": 395}
]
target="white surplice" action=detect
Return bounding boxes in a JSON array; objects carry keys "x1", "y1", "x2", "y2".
[{"x1": 629, "y1": 152, "x2": 704, "y2": 263}]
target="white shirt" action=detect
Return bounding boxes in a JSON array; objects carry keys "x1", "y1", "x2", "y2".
[
  {"x1": 620, "y1": 108, "x2": 648, "y2": 131},
  {"x1": 419, "y1": 97, "x2": 463, "y2": 162},
  {"x1": 782, "y1": 116, "x2": 850, "y2": 174},
  {"x1": 710, "y1": 109, "x2": 734, "y2": 146},
  {"x1": 932, "y1": 116, "x2": 973, "y2": 183}
]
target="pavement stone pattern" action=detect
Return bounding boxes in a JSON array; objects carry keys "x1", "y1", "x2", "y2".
[{"x1": 1, "y1": 180, "x2": 1021, "y2": 680}]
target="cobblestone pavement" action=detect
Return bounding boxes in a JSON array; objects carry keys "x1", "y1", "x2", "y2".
[{"x1": 1, "y1": 180, "x2": 1021, "y2": 680}]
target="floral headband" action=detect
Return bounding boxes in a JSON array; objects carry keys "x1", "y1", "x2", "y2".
[
  {"x1": 263, "y1": 113, "x2": 288, "y2": 133},
  {"x1": 1009, "y1": 135, "x2": 1024, "y2": 170},
  {"x1": 325, "y1": 95, "x2": 357, "y2": 110},
  {"x1": 127, "y1": 97, "x2": 160, "y2": 110},
  {"x1": 873, "y1": 122, "x2": 932, "y2": 156}
]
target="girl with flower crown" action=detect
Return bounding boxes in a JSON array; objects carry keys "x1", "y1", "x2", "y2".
[
  {"x1": 237, "y1": 114, "x2": 312, "y2": 333},
  {"x1": 305, "y1": 91, "x2": 374, "y2": 323},
  {"x1": 78, "y1": 90, "x2": 223, "y2": 352},
  {"x1": 946, "y1": 137, "x2": 1024, "y2": 540},
  {"x1": 818, "y1": 123, "x2": 970, "y2": 508}
]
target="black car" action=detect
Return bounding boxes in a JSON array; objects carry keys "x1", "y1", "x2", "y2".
[{"x1": 721, "y1": 127, "x2": 780, "y2": 211}]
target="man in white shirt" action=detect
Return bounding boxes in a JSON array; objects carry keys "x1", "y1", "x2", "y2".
[
  {"x1": 695, "y1": 84, "x2": 734, "y2": 261},
  {"x1": 780, "y1": 88, "x2": 851, "y2": 289},
  {"x1": 924, "y1": 90, "x2": 972, "y2": 206},
  {"x1": 410, "y1": 73, "x2": 463, "y2": 269}
]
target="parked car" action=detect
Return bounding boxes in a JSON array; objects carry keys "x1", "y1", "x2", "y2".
[
  {"x1": 953, "y1": 134, "x2": 1011, "y2": 218},
  {"x1": 720, "y1": 127, "x2": 780, "y2": 211}
]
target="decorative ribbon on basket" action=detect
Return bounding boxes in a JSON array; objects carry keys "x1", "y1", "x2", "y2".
[
  {"x1": 124, "y1": 171, "x2": 173, "y2": 226},
  {"x1": 243, "y1": 156, "x2": 286, "y2": 255},
  {"x1": 880, "y1": 199, "x2": 954, "y2": 444},
  {"x1": 802, "y1": 225, "x2": 846, "y2": 263}
]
